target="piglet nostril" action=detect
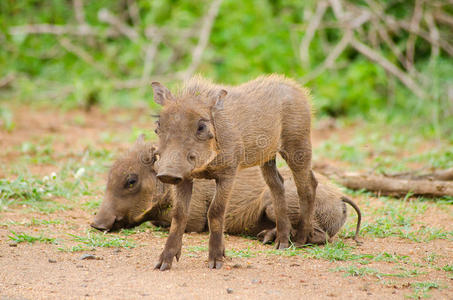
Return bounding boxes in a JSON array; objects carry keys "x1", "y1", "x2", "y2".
[
  {"x1": 188, "y1": 153, "x2": 196, "y2": 163},
  {"x1": 157, "y1": 174, "x2": 183, "y2": 185}
]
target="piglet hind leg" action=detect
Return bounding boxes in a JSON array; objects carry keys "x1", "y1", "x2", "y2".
[
  {"x1": 260, "y1": 158, "x2": 291, "y2": 249},
  {"x1": 207, "y1": 174, "x2": 236, "y2": 269},
  {"x1": 154, "y1": 180, "x2": 193, "y2": 271},
  {"x1": 280, "y1": 142, "x2": 317, "y2": 247}
]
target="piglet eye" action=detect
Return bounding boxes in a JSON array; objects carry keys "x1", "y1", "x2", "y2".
[
  {"x1": 124, "y1": 174, "x2": 138, "y2": 189},
  {"x1": 197, "y1": 123, "x2": 206, "y2": 133}
]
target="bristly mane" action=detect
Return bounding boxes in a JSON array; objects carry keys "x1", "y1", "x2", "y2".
[{"x1": 175, "y1": 75, "x2": 226, "y2": 101}]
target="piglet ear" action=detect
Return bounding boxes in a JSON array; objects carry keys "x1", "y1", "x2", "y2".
[
  {"x1": 140, "y1": 144, "x2": 158, "y2": 167},
  {"x1": 213, "y1": 89, "x2": 228, "y2": 110},
  {"x1": 151, "y1": 82, "x2": 174, "y2": 105}
]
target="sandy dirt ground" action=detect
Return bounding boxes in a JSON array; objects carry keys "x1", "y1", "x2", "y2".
[{"x1": 0, "y1": 105, "x2": 452, "y2": 299}]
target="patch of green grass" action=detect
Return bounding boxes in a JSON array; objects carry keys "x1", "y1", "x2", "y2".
[
  {"x1": 372, "y1": 252, "x2": 409, "y2": 263},
  {"x1": 441, "y1": 264, "x2": 453, "y2": 273},
  {"x1": 82, "y1": 199, "x2": 102, "y2": 211},
  {"x1": 0, "y1": 174, "x2": 76, "y2": 213},
  {"x1": 69, "y1": 231, "x2": 136, "y2": 249},
  {"x1": 333, "y1": 265, "x2": 382, "y2": 277},
  {"x1": 304, "y1": 240, "x2": 372, "y2": 262},
  {"x1": 408, "y1": 149, "x2": 453, "y2": 169},
  {"x1": 186, "y1": 245, "x2": 208, "y2": 252},
  {"x1": 1, "y1": 176, "x2": 48, "y2": 203},
  {"x1": 119, "y1": 222, "x2": 156, "y2": 236},
  {"x1": 57, "y1": 245, "x2": 94, "y2": 252},
  {"x1": 18, "y1": 136, "x2": 56, "y2": 165},
  {"x1": 407, "y1": 281, "x2": 440, "y2": 299},
  {"x1": 0, "y1": 163, "x2": 100, "y2": 212},
  {"x1": 415, "y1": 227, "x2": 452, "y2": 242},
  {"x1": 333, "y1": 265, "x2": 425, "y2": 279},
  {"x1": 357, "y1": 197, "x2": 451, "y2": 242},
  {"x1": 0, "y1": 218, "x2": 64, "y2": 227},
  {"x1": 315, "y1": 138, "x2": 367, "y2": 165},
  {"x1": 265, "y1": 246, "x2": 305, "y2": 257},
  {"x1": 8, "y1": 231, "x2": 56, "y2": 244},
  {"x1": 226, "y1": 247, "x2": 256, "y2": 258}
]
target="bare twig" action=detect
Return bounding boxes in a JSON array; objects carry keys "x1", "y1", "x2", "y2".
[
  {"x1": 98, "y1": 8, "x2": 139, "y2": 41},
  {"x1": 301, "y1": 30, "x2": 352, "y2": 84},
  {"x1": 58, "y1": 38, "x2": 111, "y2": 77},
  {"x1": 329, "y1": 0, "x2": 344, "y2": 19},
  {"x1": 127, "y1": 0, "x2": 141, "y2": 28},
  {"x1": 406, "y1": 0, "x2": 424, "y2": 70},
  {"x1": 180, "y1": 0, "x2": 223, "y2": 79},
  {"x1": 9, "y1": 24, "x2": 107, "y2": 37},
  {"x1": 382, "y1": 15, "x2": 453, "y2": 56},
  {"x1": 433, "y1": 10, "x2": 453, "y2": 27},
  {"x1": 350, "y1": 37, "x2": 427, "y2": 99},
  {"x1": 0, "y1": 73, "x2": 15, "y2": 89},
  {"x1": 375, "y1": 22, "x2": 410, "y2": 70},
  {"x1": 299, "y1": 1, "x2": 329, "y2": 68},
  {"x1": 73, "y1": 0, "x2": 86, "y2": 25},
  {"x1": 424, "y1": 11, "x2": 440, "y2": 61},
  {"x1": 141, "y1": 28, "x2": 162, "y2": 84}
]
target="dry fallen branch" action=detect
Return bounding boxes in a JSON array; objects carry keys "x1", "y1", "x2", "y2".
[
  {"x1": 314, "y1": 165, "x2": 453, "y2": 197},
  {"x1": 336, "y1": 174, "x2": 453, "y2": 197}
]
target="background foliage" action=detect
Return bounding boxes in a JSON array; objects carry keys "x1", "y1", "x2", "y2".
[{"x1": 0, "y1": 0, "x2": 452, "y2": 138}]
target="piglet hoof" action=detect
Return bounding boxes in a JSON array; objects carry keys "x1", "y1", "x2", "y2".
[
  {"x1": 154, "y1": 248, "x2": 181, "y2": 271},
  {"x1": 292, "y1": 228, "x2": 312, "y2": 248},
  {"x1": 208, "y1": 247, "x2": 225, "y2": 270},
  {"x1": 257, "y1": 228, "x2": 277, "y2": 245},
  {"x1": 274, "y1": 237, "x2": 290, "y2": 250}
]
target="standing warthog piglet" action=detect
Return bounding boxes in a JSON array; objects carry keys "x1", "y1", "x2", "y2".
[
  {"x1": 91, "y1": 136, "x2": 361, "y2": 247},
  {"x1": 151, "y1": 75, "x2": 317, "y2": 270}
]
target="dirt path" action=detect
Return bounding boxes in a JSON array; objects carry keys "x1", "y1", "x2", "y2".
[{"x1": 1, "y1": 105, "x2": 452, "y2": 299}]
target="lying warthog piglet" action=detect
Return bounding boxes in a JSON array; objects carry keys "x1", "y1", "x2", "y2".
[
  {"x1": 151, "y1": 75, "x2": 317, "y2": 270},
  {"x1": 91, "y1": 136, "x2": 361, "y2": 249}
]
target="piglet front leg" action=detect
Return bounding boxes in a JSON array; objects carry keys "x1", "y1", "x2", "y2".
[
  {"x1": 207, "y1": 172, "x2": 236, "y2": 269},
  {"x1": 155, "y1": 179, "x2": 193, "y2": 271}
]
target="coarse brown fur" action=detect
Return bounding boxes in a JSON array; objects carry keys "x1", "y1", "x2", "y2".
[
  {"x1": 152, "y1": 75, "x2": 317, "y2": 270},
  {"x1": 92, "y1": 139, "x2": 361, "y2": 248}
]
